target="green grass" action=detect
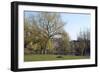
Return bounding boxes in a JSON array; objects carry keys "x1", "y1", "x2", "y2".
[{"x1": 24, "y1": 54, "x2": 90, "y2": 62}]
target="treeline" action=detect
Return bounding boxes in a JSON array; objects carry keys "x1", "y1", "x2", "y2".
[
  {"x1": 24, "y1": 12, "x2": 90, "y2": 56},
  {"x1": 70, "y1": 30, "x2": 90, "y2": 56}
]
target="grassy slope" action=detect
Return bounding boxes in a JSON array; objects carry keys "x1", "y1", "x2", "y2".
[{"x1": 24, "y1": 54, "x2": 90, "y2": 62}]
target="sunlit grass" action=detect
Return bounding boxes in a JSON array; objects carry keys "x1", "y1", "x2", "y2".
[{"x1": 24, "y1": 54, "x2": 90, "y2": 62}]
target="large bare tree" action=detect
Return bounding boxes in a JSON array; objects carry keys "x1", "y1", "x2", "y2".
[{"x1": 32, "y1": 12, "x2": 65, "y2": 54}]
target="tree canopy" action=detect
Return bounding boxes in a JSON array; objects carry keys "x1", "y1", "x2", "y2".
[{"x1": 24, "y1": 12, "x2": 70, "y2": 54}]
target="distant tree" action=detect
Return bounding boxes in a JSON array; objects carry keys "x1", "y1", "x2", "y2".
[{"x1": 77, "y1": 29, "x2": 90, "y2": 56}]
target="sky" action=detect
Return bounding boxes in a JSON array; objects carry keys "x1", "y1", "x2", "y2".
[
  {"x1": 24, "y1": 11, "x2": 91, "y2": 40},
  {"x1": 61, "y1": 13, "x2": 91, "y2": 40}
]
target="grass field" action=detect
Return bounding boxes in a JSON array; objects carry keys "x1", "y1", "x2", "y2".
[{"x1": 24, "y1": 54, "x2": 90, "y2": 62}]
